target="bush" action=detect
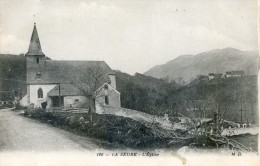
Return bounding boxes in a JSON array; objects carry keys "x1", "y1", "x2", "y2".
[
  {"x1": 0, "y1": 104, "x2": 13, "y2": 109},
  {"x1": 15, "y1": 103, "x2": 27, "y2": 110},
  {"x1": 24, "y1": 108, "x2": 45, "y2": 119},
  {"x1": 23, "y1": 109, "x2": 180, "y2": 149}
]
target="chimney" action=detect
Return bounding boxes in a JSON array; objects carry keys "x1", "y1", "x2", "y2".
[{"x1": 109, "y1": 73, "x2": 116, "y2": 89}]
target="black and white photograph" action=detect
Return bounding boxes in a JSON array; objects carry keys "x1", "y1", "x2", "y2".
[{"x1": 0, "y1": 0, "x2": 259, "y2": 165}]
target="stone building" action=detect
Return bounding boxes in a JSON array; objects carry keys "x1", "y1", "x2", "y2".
[
  {"x1": 224, "y1": 70, "x2": 245, "y2": 78},
  {"x1": 21, "y1": 23, "x2": 121, "y2": 110}
]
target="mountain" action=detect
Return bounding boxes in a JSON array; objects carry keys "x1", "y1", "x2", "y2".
[{"x1": 144, "y1": 48, "x2": 259, "y2": 83}]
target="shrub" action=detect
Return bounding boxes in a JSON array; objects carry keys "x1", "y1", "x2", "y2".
[
  {"x1": 15, "y1": 103, "x2": 27, "y2": 110},
  {"x1": 23, "y1": 109, "x2": 178, "y2": 148}
]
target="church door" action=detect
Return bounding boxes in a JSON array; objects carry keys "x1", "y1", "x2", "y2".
[{"x1": 52, "y1": 96, "x2": 64, "y2": 107}]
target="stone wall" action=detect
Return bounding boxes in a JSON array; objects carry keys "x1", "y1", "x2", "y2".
[
  {"x1": 96, "y1": 103, "x2": 173, "y2": 128},
  {"x1": 64, "y1": 96, "x2": 88, "y2": 109}
]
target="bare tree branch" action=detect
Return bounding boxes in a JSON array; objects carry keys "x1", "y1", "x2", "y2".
[{"x1": 61, "y1": 62, "x2": 109, "y2": 112}]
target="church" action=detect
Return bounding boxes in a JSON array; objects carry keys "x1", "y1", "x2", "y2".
[{"x1": 21, "y1": 23, "x2": 121, "y2": 110}]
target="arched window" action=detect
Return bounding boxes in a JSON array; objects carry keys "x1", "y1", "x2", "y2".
[
  {"x1": 105, "y1": 95, "x2": 109, "y2": 105},
  {"x1": 38, "y1": 88, "x2": 43, "y2": 98},
  {"x1": 104, "y1": 84, "x2": 108, "y2": 90},
  {"x1": 36, "y1": 72, "x2": 41, "y2": 79},
  {"x1": 36, "y1": 58, "x2": 39, "y2": 64}
]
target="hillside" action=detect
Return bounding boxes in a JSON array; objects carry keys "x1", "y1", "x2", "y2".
[
  {"x1": 0, "y1": 54, "x2": 26, "y2": 100},
  {"x1": 170, "y1": 75, "x2": 258, "y2": 124},
  {"x1": 0, "y1": 54, "x2": 258, "y2": 124},
  {"x1": 144, "y1": 48, "x2": 259, "y2": 83},
  {"x1": 115, "y1": 71, "x2": 178, "y2": 114},
  {"x1": 115, "y1": 70, "x2": 258, "y2": 124}
]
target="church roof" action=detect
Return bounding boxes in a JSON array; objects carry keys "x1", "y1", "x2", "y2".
[
  {"x1": 27, "y1": 60, "x2": 115, "y2": 84},
  {"x1": 48, "y1": 84, "x2": 83, "y2": 96},
  {"x1": 25, "y1": 23, "x2": 45, "y2": 56}
]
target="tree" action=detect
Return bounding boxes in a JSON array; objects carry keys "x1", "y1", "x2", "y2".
[
  {"x1": 176, "y1": 76, "x2": 185, "y2": 86},
  {"x1": 63, "y1": 62, "x2": 110, "y2": 121}
]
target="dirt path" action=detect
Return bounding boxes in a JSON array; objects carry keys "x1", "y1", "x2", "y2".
[{"x1": 0, "y1": 108, "x2": 100, "y2": 151}]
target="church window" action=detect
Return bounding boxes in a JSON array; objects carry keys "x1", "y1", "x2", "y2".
[
  {"x1": 104, "y1": 84, "x2": 108, "y2": 90},
  {"x1": 38, "y1": 88, "x2": 43, "y2": 98},
  {"x1": 37, "y1": 58, "x2": 39, "y2": 64},
  {"x1": 36, "y1": 72, "x2": 41, "y2": 79},
  {"x1": 105, "y1": 95, "x2": 109, "y2": 105}
]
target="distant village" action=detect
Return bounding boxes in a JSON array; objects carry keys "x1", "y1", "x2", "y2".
[
  {"x1": 208, "y1": 70, "x2": 245, "y2": 80},
  {"x1": 191, "y1": 70, "x2": 245, "y2": 82}
]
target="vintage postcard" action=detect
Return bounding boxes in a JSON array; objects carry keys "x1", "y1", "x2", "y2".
[{"x1": 0, "y1": 0, "x2": 259, "y2": 165}]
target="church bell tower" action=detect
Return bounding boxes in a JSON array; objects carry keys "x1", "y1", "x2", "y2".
[
  {"x1": 25, "y1": 23, "x2": 45, "y2": 65},
  {"x1": 25, "y1": 23, "x2": 45, "y2": 105}
]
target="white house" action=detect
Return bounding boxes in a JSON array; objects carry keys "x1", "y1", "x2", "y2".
[{"x1": 224, "y1": 71, "x2": 245, "y2": 78}]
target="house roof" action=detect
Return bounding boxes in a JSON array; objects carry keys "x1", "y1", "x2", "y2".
[
  {"x1": 48, "y1": 84, "x2": 84, "y2": 97},
  {"x1": 27, "y1": 60, "x2": 115, "y2": 84},
  {"x1": 225, "y1": 70, "x2": 245, "y2": 75},
  {"x1": 208, "y1": 73, "x2": 222, "y2": 77},
  {"x1": 95, "y1": 83, "x2": 121, "y2": 95},
  {"x1": 25, "y1": 23, "x2": 45, "y2": 56}
]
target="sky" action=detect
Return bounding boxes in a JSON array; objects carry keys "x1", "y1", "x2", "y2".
[{"x1": 0, "y1": 0, "x2": 258, "y2": 75}]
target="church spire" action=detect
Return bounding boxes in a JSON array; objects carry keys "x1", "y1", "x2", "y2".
[{"x1": 26, "y1": 23, "x2": 45, "y2": 56}]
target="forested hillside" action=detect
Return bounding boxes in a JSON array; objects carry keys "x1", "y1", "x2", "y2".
[
  {"x1": 115, "y1": 71, "x2": 179, "y2": 115},
  {"x1": 116, "y1": 71, "x2": 258, "y2": 124},
  {"x1": 0, "y1": 54, "x2": 26, "y2": 100}
]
